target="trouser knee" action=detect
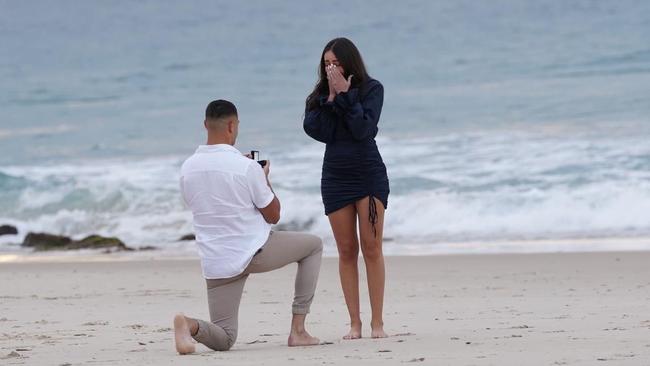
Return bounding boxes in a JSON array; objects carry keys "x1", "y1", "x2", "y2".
[
  {"x1": 220, "y1": 329, "x2": 238, "y2": 351},
  {"x1": 206, "y1": 326, "x2": 237, "y2": 351},
  {"x1": 309, "y1": 235, "x2": 323, "y2": 253}
]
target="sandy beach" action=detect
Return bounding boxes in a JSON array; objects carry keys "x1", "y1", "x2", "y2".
[{"x1": 1, "y1": 251, "x2": 649, "y2": 365}]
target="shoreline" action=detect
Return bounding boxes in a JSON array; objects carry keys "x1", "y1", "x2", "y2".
[{"x1": 1, "y1": 235, "x2": 650, "y2": 264}]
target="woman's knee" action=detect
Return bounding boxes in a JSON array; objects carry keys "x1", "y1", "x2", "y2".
[
  {"x1": 360, "y1": 238, "x2": 382, "y2": 261},
  {"x1": 337, "y1": 239, "x2": 359, "y2": 261}
]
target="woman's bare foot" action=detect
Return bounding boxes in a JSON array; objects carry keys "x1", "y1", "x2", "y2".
[
  {"x1": 371, "y1": 321, "x2": 388, "y2": 338},
  {"x1": 288, "y1": 330, "x2": 320, "y2": 347},
  {"x1": 342, "y1": 322, "x2": 362, "y2": 340},
  {"x1": 174, "y1": 314, "x2": 196, "y2": 354}
]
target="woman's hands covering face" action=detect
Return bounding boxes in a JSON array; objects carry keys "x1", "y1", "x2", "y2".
[{"x1": 326, "y1": 64, "x2": 353, "y2": 95}]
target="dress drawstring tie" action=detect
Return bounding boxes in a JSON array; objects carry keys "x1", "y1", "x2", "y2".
[{"x1": 369, "y1": 195, "x2": 378, "y2": 238}]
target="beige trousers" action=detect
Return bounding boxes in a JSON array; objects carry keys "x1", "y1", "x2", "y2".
[{"x1": 192, "y1": 231, "x2": 323, "y2": 351}]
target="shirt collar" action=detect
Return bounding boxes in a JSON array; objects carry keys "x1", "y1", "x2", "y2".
[{"x1": 195, "y1": 144, "x2": 241, "y2": 154}]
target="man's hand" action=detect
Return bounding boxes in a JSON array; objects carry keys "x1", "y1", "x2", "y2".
[
  {"x1": 262, "y1": 159, "x2": 271, "y2": 177},
  {"x1": 257, "y1": 159, "x2": 280, "y2": 224}
]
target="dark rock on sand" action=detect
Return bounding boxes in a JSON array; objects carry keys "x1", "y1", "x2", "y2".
[
  {"x1": 137, "y1": 246, "x2": 158, "y2": 251},
  {"x1": 22, "y1": 233, "x2": 72, "y2": 249},
  {"x1": 70, "y1": 235, "x2": 128, "y2": 250},
  {"x1": 22, "y1": 233, "x2": 129, "y2": 251},
  {"x1": 179, "y1": 234, "x2": 195, "y2": 241},
  {"x1": 0, "y1": 225, "x2": 18, "y2": 236}
]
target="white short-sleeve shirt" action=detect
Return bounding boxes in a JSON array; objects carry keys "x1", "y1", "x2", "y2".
[{"x1": 180, "y1": 144, "x2": 275, "y2": 279}]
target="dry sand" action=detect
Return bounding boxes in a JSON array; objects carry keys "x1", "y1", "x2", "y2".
[{"x1": 1, "y1": 252, "x2": 650, "y2": 365}]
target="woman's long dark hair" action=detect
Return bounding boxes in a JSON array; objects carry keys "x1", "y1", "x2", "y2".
[{"x1": 305, "y1": 37, "x2": 370, "y2": 111}]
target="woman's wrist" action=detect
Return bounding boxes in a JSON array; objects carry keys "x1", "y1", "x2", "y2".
[{"x1": 327, "y1": 93, "x2": 335, "y2": 102}]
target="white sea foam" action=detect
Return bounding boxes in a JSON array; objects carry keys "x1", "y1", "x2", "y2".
[{"x1": 2, "y1": 131, "x2": 649, "y2": 254}]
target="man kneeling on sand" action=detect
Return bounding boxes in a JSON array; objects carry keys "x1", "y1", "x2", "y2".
[{"x1": 173, "y1": 99, "x2": 323, "y2": 354}]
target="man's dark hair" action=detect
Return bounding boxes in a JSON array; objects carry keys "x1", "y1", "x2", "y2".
[{"x1": 206, "y1": 99, "x2": 237, "y2": 121}]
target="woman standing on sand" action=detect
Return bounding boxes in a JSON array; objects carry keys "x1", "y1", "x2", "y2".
[{"x1": 303, "y1": 37, "x2": 389, "y2": 339}]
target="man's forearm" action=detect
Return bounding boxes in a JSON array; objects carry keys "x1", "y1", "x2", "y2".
[
  {"x1": 266, "y1": 177, "x2": 275, "y2": 195},
  {"x1": 266, "y1": 177, "x2": 280, "y2": 213}
]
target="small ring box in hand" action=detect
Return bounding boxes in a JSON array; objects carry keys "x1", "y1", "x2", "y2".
[{"x1": 250, "y1": 150, "x2": 267, "y2": 167}]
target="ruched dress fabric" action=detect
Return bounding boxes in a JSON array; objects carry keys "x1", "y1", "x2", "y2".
[{"x1": 303, "y1": 79, "x2": 389, "y2": 230}]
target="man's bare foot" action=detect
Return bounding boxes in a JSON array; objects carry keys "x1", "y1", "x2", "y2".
[
  {"x1": 371, "y1": 322, "x2": 388, "y2": 338},
  {"x1": 174, "y1": 314, "x2": 196, "y2": 354},
  {"x1": 342, "y1": 322, "x2": 362, "y2": 340},
  {"x1": 288, "y1": 330, "x2": 320, "y2": 347}
]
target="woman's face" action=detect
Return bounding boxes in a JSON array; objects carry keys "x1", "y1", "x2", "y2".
[{"x1": 323, "y1": 50, "x2": 344, "y2": 76}]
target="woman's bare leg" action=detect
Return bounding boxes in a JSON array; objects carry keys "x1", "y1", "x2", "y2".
[
  {"x1": 328, "y1": 204, "x2": 362, "y2": 339},
  {"x1": 356, "y1": 197, "x2": 388, "y2": 338}
]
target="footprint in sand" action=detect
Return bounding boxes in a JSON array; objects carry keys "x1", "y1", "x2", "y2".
[
  {"x1": 1, "y1": 351, "x2": 24, "y2": 360},
  {"x1": 125, "y1": 324, "x2": 145, "y2": 330},
  {"x1": 82, "y1": 321, "x2": 109, "y2": 326}
]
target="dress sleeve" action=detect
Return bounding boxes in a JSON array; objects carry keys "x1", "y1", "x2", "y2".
[
  {"x1": 303, "y1": 96, "x2": 338, "y2": 144},
  {"x1": 333, "y1": 81, "x2": 384, "y2": 141}
]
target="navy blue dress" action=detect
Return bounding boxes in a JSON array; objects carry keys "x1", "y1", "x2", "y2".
[{"x1": 303, "y1": 78, "x2": 389, "y2": 232}]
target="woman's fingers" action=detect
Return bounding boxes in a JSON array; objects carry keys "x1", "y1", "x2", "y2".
[
  {"x1": 325, "y1": 65, "x2": 351, "y2": 93},
  {"x1": 333, "y1": 71, "x2": 349, "y2": 93},
  {"x1": 330, "y1": 69, "x2": 341, "y2": 83}
]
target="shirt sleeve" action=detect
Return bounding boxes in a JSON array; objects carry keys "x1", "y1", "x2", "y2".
[
  {"x1": 303, "y1": 96, "x2": 338, "y2": 143},
  {"x1": 246, "y1": 162, "x2": 275, "y2": 208},
  {"x1": 333, "y1": 80, "x2": 384, "y2": 141}
]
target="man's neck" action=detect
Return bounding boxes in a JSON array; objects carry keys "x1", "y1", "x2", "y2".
[{"x1": 206, "y1": 135, "x2": 233, "y2": 146}]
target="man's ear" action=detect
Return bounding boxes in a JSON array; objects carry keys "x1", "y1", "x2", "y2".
[
  {"x1": 204, "y1": 119, "x2": 209, "y2": 130},
  {"x1": 228, "y1": 119, "x2": 236, "y2": 134}
]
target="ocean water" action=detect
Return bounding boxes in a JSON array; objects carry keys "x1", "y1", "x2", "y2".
[{"x1": 1, "y1": 0, "x2": 650, "y2": 254}]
